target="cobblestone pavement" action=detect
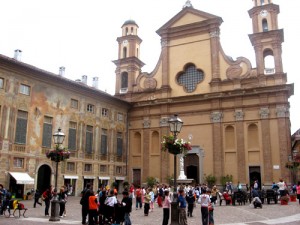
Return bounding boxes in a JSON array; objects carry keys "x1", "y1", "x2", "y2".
[{"x1": 0, "y1": 196, "x2": 300, "y2": 225}]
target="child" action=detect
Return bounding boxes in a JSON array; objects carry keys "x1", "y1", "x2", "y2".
[
  {"x1": 88, "y1": 191, "x2": 98, "y2": 225},
  {"x1": 208, "y1": 201, "x2": 214, "y2": 225},
  {"x1": 162, "y1": 190, "x2": 171, "y2": 225}
]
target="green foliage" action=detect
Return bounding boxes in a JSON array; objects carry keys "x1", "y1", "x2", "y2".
[
  {"x1": 146, "y1": 176, "x2": 156, "y2": 188},
  {"x1": 204, "y1": 174, "x2": 216, "y2": 188},
  {"x1": 220, "y1": 174, "x2": 233, "y2": 187},
  {"x1": 165, "y1": 175, "x2": 174, "y2": 187},
  {"x1": 123, "y1": 181, "x2": 129, "y2": 189}
]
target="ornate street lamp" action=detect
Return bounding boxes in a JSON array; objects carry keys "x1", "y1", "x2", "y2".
[
  {"x1": 168, "y1": 114, "x2": 183, "y2": 225},
  {"x1": 47, "y1": 128, "x2": 67, "y2": 222}
]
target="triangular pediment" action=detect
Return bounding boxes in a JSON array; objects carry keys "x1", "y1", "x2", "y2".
[{"x1": 157, "y1": 7, "x2": 222, "y2": 36}]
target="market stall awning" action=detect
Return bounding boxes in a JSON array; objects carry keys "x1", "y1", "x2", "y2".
[
  {"x1": 84, "y1": 176, "x2": 96, "y2": 179},
  {"x1": 9, "y1": 172, "x2": 34, "y2": 184},
  {"x1": 64, "y1": 175, "x2": 78, "y2": 179},
  {"x1": 98, "y1": 176, "x2": 110, "y2": 180}
]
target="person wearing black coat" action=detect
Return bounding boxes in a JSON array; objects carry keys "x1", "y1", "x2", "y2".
[
  {"x1": 121, "y1": 191, "x2": 132, "y2": 225},
  {"x1": 185, "y1": 190, "x2": 195, "y2": 217},
  {"x1": 80, "y1": 183, "x2": 93, "y2": 225},
  {"x1": 33, "y1": 189, "x2": 42, "y2": 208}
]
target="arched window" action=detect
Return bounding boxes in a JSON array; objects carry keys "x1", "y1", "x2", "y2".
[
  {"x1": 260, "y1": 0, "x2": 265, "y2": 5},
  {"x1": 263, "y1": 49, "x2": 275, "y2": 74},
  {"x1": 125, "y1": 27, "x2": 128, "y2": 35},
  {"x1": 123, "y1": 47, "x2": 127, "y2": 58},
  {"x1": 151, "y1": 131, "x2": 159, "y2": 154},
  {"x1": 131, "y1": 27, "x2": 134, "y2": 35},
  {"x1": 133, "y1": 132, "x2": 142, "y2": 154},
  {"x1": 262, "y1": 19, "x2": 268, "y2": 32},
  {"x1": 121, "y1": 72, "x2": 128, "y2": 89},
  {"x1": 247, "y1": 124, "x2": 259, "y2": 149},
  {"x1": 225, "y1": 125, "x2": 236, "y2": 149}
]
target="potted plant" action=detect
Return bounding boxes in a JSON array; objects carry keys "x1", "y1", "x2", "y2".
[{"x1": 161, "y1": 135, "x2": 192, "y2": 155}]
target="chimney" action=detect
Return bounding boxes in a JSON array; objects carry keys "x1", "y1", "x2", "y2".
[
  {"x1": 81, "y1": 75, "x2": 87, "y2": 84},
  {"x1": 14, "y1": 49, "x2": 22, "y2": 61},
  {"x1": 59, "y1": 66, "x2": 65, "y2": 77},
  {"x1": 92, "y1": 77, "x2": 99, "y2": 89}
]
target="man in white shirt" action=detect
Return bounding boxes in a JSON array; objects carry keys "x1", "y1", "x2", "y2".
[{"x1": 198, "y1": 189, "x2": 211, "y2": 225}]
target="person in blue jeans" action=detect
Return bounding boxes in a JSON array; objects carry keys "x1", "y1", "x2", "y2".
[
  {"x1": 121, "y1": 191, "x2": 132, "y2": 225},
  {"x1": 177, "y1": 189, "x2": 187, "y2": 225}
]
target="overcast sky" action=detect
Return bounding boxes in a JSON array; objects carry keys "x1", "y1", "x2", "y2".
[{"x1": 0, "y1": 0, "x2": 299, "y2": 133}]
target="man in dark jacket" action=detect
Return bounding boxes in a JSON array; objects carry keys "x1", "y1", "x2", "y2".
[
  {"x1": 121, "y1": 191, "x2": 132, "y2": 225},
  {"x1": 80, "y1": 183, "x2": 93, "y2": 225},
  {"x1": 186, "y1": 190, "x2": 195, "y2": 217}
]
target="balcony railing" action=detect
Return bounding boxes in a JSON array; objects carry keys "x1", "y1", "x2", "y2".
[
  {"x1": 84, "y1": 153, "x2": 94, "y2": 160},
  {"x1": 264, "y1": 68, "x2": 275, "y2": 75},
  {"x1": 13, "y1": 144, "x2": 26, "y2": 152}
]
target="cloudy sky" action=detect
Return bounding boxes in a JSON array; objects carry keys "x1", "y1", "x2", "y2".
[{"x1": 0, "y1": 0, "x2": 299, "y2": 133}]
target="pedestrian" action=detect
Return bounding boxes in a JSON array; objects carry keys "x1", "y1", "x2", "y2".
[
  {"x1": 162, "y1": 190, "x2": 171, "y2": 225},
  {"x1": 98, "y1": 187, "x2": 107, "y2": 225},
  {"x1": 58, "y1": 187, "x2": 67, "y2": 218},
  {"x1": 88, "y1": 191, "x2": 98, "y2": 225},
  {"x1": 157, "y1": 185, "x2": 164, "y2": 207},
  {"x1": 297, "y1": 181, "x2": 300, "y2": 205},
  {"x1": 277, "y1": 179, "x2": 287, "y2": 197},
  {"x1": 104, "y1": 189, "x2": 118, "y2": 223},
  {"x1": 121, "y1": 190, "x2": 132, "y2": 225},
  {"x1": 42, "y1": 187, "x2": 52, "y2": 216},
  {"x1": 144, "y1": 188, "x2": 151, "y2": 216},
  {"x1": 80, "y1": 183, "x2": 93, "y2": 225},
  {"x1": 178, "y1": 189, "x2": 188, "y2": 225},
  {"x1": 33, "y1": 189, "x2": 42, "y2": 208},
  {"x1": 186, "y1": 189, "x2": 195, "y2": 217},
  {"x1": 208, "y1": 201, "x2": 214, "y2": 225},
  {"x1": 135, "y1": 185, "x2": 142, "y2": 209},
  {"x1": 149, "y1": 188, "x2": 155, "y2": 212},
  {"x1": 198, "y1": 188, "x2": 211, "y2": 225}
]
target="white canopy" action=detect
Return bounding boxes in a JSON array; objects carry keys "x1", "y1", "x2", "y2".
[{"x1": 9, "y1": 172, "x2": 34, "y2": 184}]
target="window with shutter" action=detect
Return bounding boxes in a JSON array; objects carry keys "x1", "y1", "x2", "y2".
[
  {"x1": 86, "y1": 125, "x2": 93, "y2": 153},
  {"x1": 117, "y1": 132, "x2": 123, "y2": 156},
  {"x1": 15, "y1": 110, "x2": 28, "y2": 144},
  {"x1": 42, "y1": 116, "x2": 53, "y2": 148},
  {"x1": 101, "y1": 129, "x2": 107, "y2": 155},
  {"x1": 68, "y1": 122, "x2": 77, "y2": 150}
]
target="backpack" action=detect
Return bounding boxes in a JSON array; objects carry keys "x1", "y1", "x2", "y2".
[{"x1": 136, "y1": 189, "x2": 141, "y2": 198}]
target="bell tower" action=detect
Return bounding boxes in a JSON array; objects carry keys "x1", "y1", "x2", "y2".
[
  {"x1": 248, "y1": 0, "x2": 284, "y2": 77},
  {"x1": 113, "y1": 19, "x2": 145, "y2": 97}
]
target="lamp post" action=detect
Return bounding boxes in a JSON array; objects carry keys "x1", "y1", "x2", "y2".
[
  {"x1": 49, "y1": 128, "x2": 65, "y2": 222},
  {"x1": 168, "y1": 114, "x2": 183, "y2": 225}
]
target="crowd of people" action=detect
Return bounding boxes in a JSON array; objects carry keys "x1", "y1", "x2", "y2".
[{"x1": 1, "y1": 178, "x2": 300, "y2": 225}]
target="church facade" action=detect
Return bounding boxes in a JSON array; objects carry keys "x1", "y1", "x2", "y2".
[
  {"x1": 0, "y1": 0, "x2": 294, "y2": 196},
  {"x1": 114, "y1": 0, "x2": 293, "y2": 187}
]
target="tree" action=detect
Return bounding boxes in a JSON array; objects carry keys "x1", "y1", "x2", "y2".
[
  {"x1": 204, "y1": 174, "x2": 216, "y2": 188},
  {"x1": 221, "y1": 174, "x2": 233, "y2": 187},
  {"x1": 146, "y1": 176, "x2": 156, "y2": 188}
]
